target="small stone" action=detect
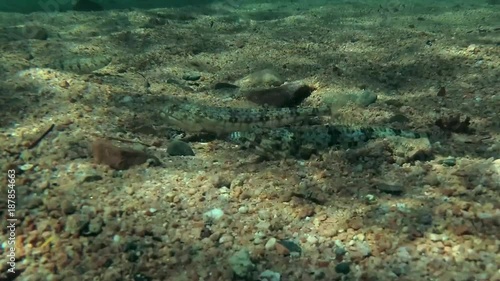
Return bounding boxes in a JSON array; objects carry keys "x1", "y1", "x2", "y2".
[
  {"x1": 347, "y1": 216, "x2": 363, "y2": 230},
  {"x1": 376, "y1": 183, "x2": 404, "y2": 195},
  {"x1": 429, "y1": 233, "x2": 441, "y2": 241},
  {"x1": 228, "y1": 249, "x2": 255, "y2": 279},
  {"x1": 45, "y1": 197, "x2": 60, "y2": 211},
  {"x1": 92, "y1": 139, "x2": 160, "y2": 170},
  {"x1": 145, "y1": 208, "x2": 157, "y2": 216},
  {"x1": 306, "y1": 235, "x2": 318, "y2": 244},
  {"x1": 265, "y1": 238, "x2": 277, "y2": 250},
  {"x1": 167, "y1": 140, "x2": 195, "y2": 156},
  {"x1": 238, "y1": 206, "x2": 249, "y2": 214},
  {"x1": 258, "y1": 210, "x2": 271, "y2": 220},
  {"x1": 203, "y1": 208, "x2": 224, "y2": 222},
  {"x1": 61, "y1": 200, "x2": 77, "y2": 215},
  {"x1": 82, "y1": 217, "x2": 103, "y2": 236},
  {"x1": 182, "y1": 73, "x2": 201, "y2": 81},
  {"x1": 275, "y1": 240, "x2": 301, "y2": 256},
  {"x1": 19, "y1": 163, "x2": 34, "y2": 171},
  {"x1": 364, "y1": 194, "x2": 377, "y2": 204},
  {"x1": 335, "y1": 262, "x2": 351, "y2": 274},
  {"x1": 334, "y1": 245, "x2": 347, "y2": 256},
  {"x1": 65, "y1": 215, "x2": 86, "y2": 235},
  {"x1": 274, "y1": 242, "x2": 290, "y2": 256},
  {"x1": 466, "y1": 44, "x2": 479, "y2": 54},
  {"x1": 325, "y1": 89, "x2": 377, "y2": 111},
  {"x1": 236, "y1": 69, "x2": 283, "y2": 89},
  {"x1": 356, "y1": 90, "x2": 378, "y2": 107},
  {"x1": 244, "y1": 81, "x2": 315, "y2": 107},
  {"x1": 441, "y1": 157, "x2": 456, "y2": 167},
  {"x1": 259, "y1": 270, "x2": 281, "y2": 281}
]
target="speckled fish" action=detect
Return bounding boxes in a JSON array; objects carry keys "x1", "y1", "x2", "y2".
[
  {"x1": 161, "y1": 103, "x2": 330, "y2": 134},
  {"x1": 229, "y1": 125, "x2": 428, "y2": 159},
  {"x1": 49, "y1": 55, "x2": 112, "y2": 74}
]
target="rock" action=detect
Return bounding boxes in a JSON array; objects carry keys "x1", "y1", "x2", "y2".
[
  {"x1": 228, "y1": 249, "x2": 255, "y2": 279},
  {"x1": 81, "y1": 217, "x2": 104, "y2": 236},
  {"x1": 61, "y1": 200, "x2": 77, "y2": 215},
  {"x1": 65, "y1": 214, "x2": 87, "y2": 235},
  {"x1": 203, "y1": 208, "x2": 224, "y2": 222},
  {"x1": 265, "y1": 238, "x2": 277, "y2": 250},
  {"x1": 182, "y1": 73, "x2": 201, "y2": 81},
  {"x1": 440, "y1": 157, "x2": 456, "y2": 167},
  {"x1": 388, "y1": 137, "x2": 433, "y2": 164},
  {"x1": 243, "y1": 81, "x2": 315, "y2": 107},
  {"x1": 167, "y1": 140, "x2": 195, "y2": 156},
  {"x1": 335, "y1": 262, "x2": 351, "y2": 274},
  {"x1": 259, "y1": 270, "x2": 281, "y2": 281},
  {"x1": 347, "y1": 216, "x2": 363, "y2": 230},
  {"x1": 236, "y1": 69, "x2": 283, "y2": 89},
  {"x1": 356, "y1": 90, "x2": 378, "y2": 106},
  {"x1": 275, "y1": 240, "x2": 301, "y2": 256},
  {"x1": 376, "y1": 183, "x2": 404, "y2": 195},
  {"x1": 435, "y1": 114, "x2": 472, "y2": 134},
  {"x1": 75, "y1": 167, "x2": 103, "y2": 183},
  {"x1": 325, "y1": 89, "x2": 377, "y2": 112},
  {"x1": 91, "y1": 139, "x2": 159, "y2": 170}
]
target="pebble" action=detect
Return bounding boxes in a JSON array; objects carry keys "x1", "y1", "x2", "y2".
[
  {"x1": 259, "y1": 270, "x2": 281, "y2": 281},
  {"x1": 306, "y1": 235, "x2": 318, "y2": 244},
  {"x1": 376, "y1": 183, "x2": 404, "y2": 195},
  {"x1": 238, "y1": 206, "x2": 249, "y2": 214},
  {"x1": 258, "y1": 210, "x2": 271, "y2": 220},
  {"x1": 92, "y1": 139, "x2": 158, "y2": 170},
  {"x1": 265, "y1": 238, "x2": 277, "y2": 250},
  {"x1": 228, "y1": 249, "x2": 255, "y2": 279},
  {"x1": 243, "y1": 80, "x2": 315, "y2": 107},
  {"x1": 236, "y1": 69, "x2": 283, "y2": 89},
  {"x1": 61, "y1": 200, "x2": 77, "y2": 215},
  {"x1": 167, "y1": 140, "x2": 195, "y2": 156},
  {"x1": 203, "y1": 208, "x2": 224, "y2": 221},
  {"x1": 276, "y1": 240, "x2": 301, "y2": 256},
  {"x1": 441, "y1": 157, "x2": 457, "y2": 167},
  {"x1": 335, "y1": 262, "x2": 351, "y2": 274},
  {"x1": 182, "y1": 73, "x2": 201, "y2": 81},
  {"x1": 19, "y1": 163, "x2": 34, "y2": 171}
]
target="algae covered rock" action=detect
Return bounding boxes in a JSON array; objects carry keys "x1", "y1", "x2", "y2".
[{"x1": 228, "y1": 249, "x2": 255, "y2": 279}]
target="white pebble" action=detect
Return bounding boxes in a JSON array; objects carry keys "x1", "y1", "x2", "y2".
[
  {"x1": 265, "y1": 238, "x2": 277, "y2": 250},
  {"x1": 203, "y1": 208, "x2": 224, "y2": 221},
  {"x1": 238, "y1": 206, "x2": 249, "y2": 213},
  {"x1": 306, "y1": 235, "x2": 318, "y2": 244}
]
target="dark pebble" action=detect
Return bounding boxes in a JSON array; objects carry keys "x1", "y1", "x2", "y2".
[
  {"x1": 335, "y1": 262, "x2": 351, "y2": 274},
  {"x1": 167, "y1": 140, "x2": 195, "y2": 156},
  {"x1": 182, "y1": 73, "x2": 201, "y2": 81},
  {"x1": 277, "y1": 240, "x2": 302, "y2": 255},
  {"x1": 376, "y1": 183, "x2": 404, "y2": 195}
]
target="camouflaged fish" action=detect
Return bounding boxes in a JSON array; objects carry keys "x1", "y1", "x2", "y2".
[
  {"x1": 161, "y1": 103, "x2": 330, "y2": 134},
  {"x1": 228, "y1": 125, "x2": 428, "y2": 159},
  {"x1": 49, "y1": 55, "x2": 112, "y2": 74}
]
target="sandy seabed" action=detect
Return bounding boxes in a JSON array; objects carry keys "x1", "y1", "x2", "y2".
[{"x1": 0, "y1": 0, "x2": 499, "y2": 280}]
